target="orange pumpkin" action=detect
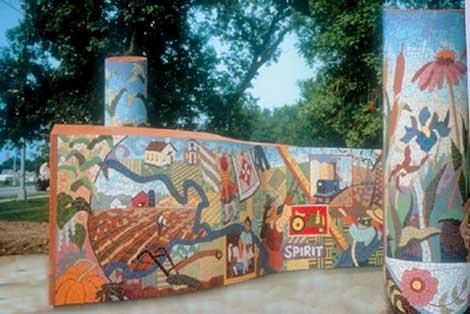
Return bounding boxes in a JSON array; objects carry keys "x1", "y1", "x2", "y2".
[{"x1": 55, "y1": 260, "x2": 105, "y2": 305}]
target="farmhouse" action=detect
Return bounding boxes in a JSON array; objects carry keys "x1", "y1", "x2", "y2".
[
  {"x1": 131, "y1": 190, "x2": 156, "y2": 208},
  {"x1": 132, "y1": 191, "x2": 149, "y2": 208},
  {"x1": 145, "y1": 141, "x2": 176, "y2": 167},
  {"x1": 110, "y1": 198, "x2": 126, "y2": 209}
]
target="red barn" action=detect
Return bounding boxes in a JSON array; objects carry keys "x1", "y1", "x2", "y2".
[{"x1": 132, "y1": 191, "x2": 149, "y2": 208}]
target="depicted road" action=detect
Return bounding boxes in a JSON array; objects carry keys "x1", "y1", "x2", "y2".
[{"x1": 0, "y1": 185, "x2": 37, "y2": 196}]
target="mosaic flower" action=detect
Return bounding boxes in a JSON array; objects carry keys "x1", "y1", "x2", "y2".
[
  {"x1": 400, "y1": 107, "x2": 450, "y2": 152},
  {"x1": 411, "y1": 49, "x2": 466, "y2": 150},
  {"x1": 401, "y1": 267, "x2": 438, "y2": 307},
  {"x1": 412, "y1": 49, "x2": 466, "y2": 92},
  {"x1": 388, "y1": 146, "x2": 429, "y2": 192}
]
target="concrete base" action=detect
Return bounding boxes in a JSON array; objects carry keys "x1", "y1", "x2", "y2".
[{"x1": 0, "y1": 255, "x2": 385, "y2": 314}]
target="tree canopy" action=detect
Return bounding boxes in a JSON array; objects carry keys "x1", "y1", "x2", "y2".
[{"x1": 0, "y1": 0, "x2": 465, "y2": 152}]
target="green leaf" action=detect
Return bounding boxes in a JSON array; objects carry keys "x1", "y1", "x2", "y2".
[
  {"x1": 462, "y1": 117, "x2": 468, "y2": 156},
  {"x1": 65, "y1": 150, "x2": 86, "y2": 165},
  {"x1": 451, "y1": 286, "x2": 458, "y2": 300},
  {"x1": 396, "y1": 226, "x2": 440, "y2": 257},
  {"x1": 68, "y1": 137, "x2": 90, "y2": 148},
  {"x1": 58, "y1": 135, "x2": 70, "y2": 143},
  {"x1": 454, "y1": 297, "x2": 465, "y2": 305},
  {"x1": 57, "y1": 192, "x2": 73, "y2": 228},
  {"x1": 425, "y1": 166, "x2": 446, "y2": 225},
  {"x1": 459, "y1": 172, "x2": 467, "y2": 201},
  {"x1": 439, "y1": 291, "x2": 448, "y2": 306},
  {"x1": 397, "y1": 190, "x2": 413, "y2": 226},
  {"x1": 70, "y1": 176, "x2": 97, "y2": 198},
  {"x1": 87, "y1": 135, "x2": 113, "y2": 150},
  {"x1": 79, "y1": 156, "x2": 102, "y2": 172},
  {"x1": 440, "y1": 306, "x2": 451, "y2": 314},
  {"x1": 451, "y1": 140, "x2": 462, "y2": 171},
  {"x1": 462, "y1": 278, "x2": 468, "y2": 291},
  {"x1": 71, "y1": 224, "x2": 86, "y2": 249}
]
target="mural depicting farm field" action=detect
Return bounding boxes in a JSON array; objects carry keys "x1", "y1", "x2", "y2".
[{"x1": 50, "y1": 125, "x2": 383, "y2": 306}]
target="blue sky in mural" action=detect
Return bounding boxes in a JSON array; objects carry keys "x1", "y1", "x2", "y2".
[
  {"x1": 95, "y1": 135, "x2": 380, "y2": 201},
  {"x1": 383, "y1": 10, "x2": 467, "y2": 108}
]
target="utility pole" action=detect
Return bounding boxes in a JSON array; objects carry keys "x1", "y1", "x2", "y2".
[
  {"x1": 13, "y1": 149, "x2": 17, "y2": 186},
  {"x1": 16, "y1": 140, "x2": 26, "y2": 200}
]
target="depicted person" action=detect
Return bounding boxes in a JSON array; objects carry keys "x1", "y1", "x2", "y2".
[
  {"x1": 260, "y1": 194, "x2": 290, "y2": 273},
  {"x1": 228, "y1": 217, "x2": 254, "y2": 275},
  {"x1": 253, "y1": 145, "x2": 270, "y2": 172},
  {"x1": 239, "y1": 217, "x2": 254, "y2": 273},
  {"x1": 336, "y1": 208, "x2": 383, "y2": 268},
  {"x1": 217, "y1": 153, "x2": 238, "y2": 225},
  {"x1": 228, "y1": 239, "x2": 243, "y2": 276},
  {"x1": 156, "y1": 209, "x2": 170, "y2": 235}
]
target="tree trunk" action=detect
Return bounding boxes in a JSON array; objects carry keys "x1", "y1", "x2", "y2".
[{"x1": 16, "y1": 140, "x2": 27, "y2": 200}]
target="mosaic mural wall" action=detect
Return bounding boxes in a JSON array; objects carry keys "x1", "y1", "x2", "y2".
[
  {"x1": 383, "y1": 10, "x2": 470, "y2": 313},
  {"x1": 48, "y1": 125, "x2": 383, "y2": 306}
]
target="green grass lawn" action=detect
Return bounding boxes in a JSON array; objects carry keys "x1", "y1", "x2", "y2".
[{"x1": 0, "y1": 198, "x2": 49, "y2": 222}]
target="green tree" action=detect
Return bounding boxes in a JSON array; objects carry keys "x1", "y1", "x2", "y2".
[
  {"x1": 290, "y1": 0, "x2": 385, "y2": 148},
  {"x1": 386, "y1": 0, "x2": 463, "y2": 8},
  {"x1": 0, "y1": 0, "x2": 294, "y2": 144},
  {"x1": 197, "y1": 0, "x2": 293, "y2": 138},
  {"x1": 290, "y1": 0, "x2": 463, "y2": 148},
  {"x1": 249, "y1": 103, "x2": 309, "y2": 146},
  {"x1": 0, "y1": 155, "x2": 44, "y2": 174},
  {"x1": 26, "y1": 0, "x2": 218, "y2": 129},
  {"x1": 0, "y1": 15, "x2": 52, "y2": 151}
]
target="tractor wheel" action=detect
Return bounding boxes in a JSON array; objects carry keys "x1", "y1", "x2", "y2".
[{"x1": 290, "y1": 215, "x2": 305, "y2": 233}]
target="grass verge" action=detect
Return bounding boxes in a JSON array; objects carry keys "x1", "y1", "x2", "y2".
[{"x1": 0, "y1": 198, "x2": 49, "y2": 222}]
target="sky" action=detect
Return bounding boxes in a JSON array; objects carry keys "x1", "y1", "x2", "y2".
[
  {"x1": 250, "y1": 32, "x2": 315, "y2": 109},
  {"x1": 0, "y1": 1, "x2": 315, "y2": 162}
]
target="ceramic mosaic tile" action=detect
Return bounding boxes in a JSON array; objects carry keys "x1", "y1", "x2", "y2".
[
  {"x1": 48, "y1": 125, "x2": 383, "y2": 306},
  {"x1": 384, "y1": 9, "x2": 469, "y2": 313}
]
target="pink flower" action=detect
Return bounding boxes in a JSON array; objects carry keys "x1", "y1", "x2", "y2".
[
  {"x1": 401, "y1": 268, "x2": 438, "y2": 307},
  {"x1": 412, "y1": 49, "x2": 466, "y2": 92}
]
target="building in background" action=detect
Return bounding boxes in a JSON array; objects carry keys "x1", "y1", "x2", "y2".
[{"x1": 144, "y1": 141, "x2": 176, "y2": 167}]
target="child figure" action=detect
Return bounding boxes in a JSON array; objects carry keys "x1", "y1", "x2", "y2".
[{"x1": 239, "y1": 217, "x2": 254, "y2": 273}]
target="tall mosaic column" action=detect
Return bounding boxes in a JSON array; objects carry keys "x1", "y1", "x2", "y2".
[
  {"x1": 104, "y1": 56, "x2": 148, "y2": 126},
  {"x1": 383, "y1": 9, "x2": 470, "y2": 313}
]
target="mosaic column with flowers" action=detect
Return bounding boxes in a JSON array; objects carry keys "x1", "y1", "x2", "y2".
[
  {"x1": 384, "y1": 9, "x2": 470, "y2": 313},
  {"x1": 104, "y1": 56, "x2": 148, "y2": 127}
]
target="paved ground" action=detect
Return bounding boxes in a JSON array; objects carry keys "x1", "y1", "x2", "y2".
[
  {"x1": 0, "y1": 186, "x2": 36, "y2": 197},
  {"x1": 0, "y1": 255, "x2": 386, "y2": 314}
]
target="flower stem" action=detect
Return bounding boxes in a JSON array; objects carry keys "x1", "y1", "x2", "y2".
[
  {"x1": 447, "y1": 80, "x2": 461, "y2": 151},
  {"x1": 428, "y1": 286, "x2": 466, "y2": 308}
]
